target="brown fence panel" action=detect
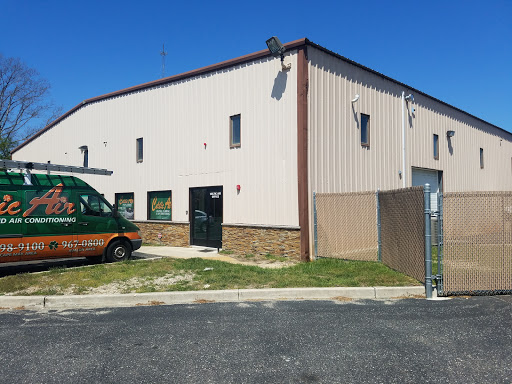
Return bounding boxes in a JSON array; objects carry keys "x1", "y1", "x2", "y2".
[
  {"x1": 443, "y1": 192, "x2": 512, "y2": 295},
  {"x1": 316, "y1": 192, "x2": 378, "y2": 261},
  {"x1": 379, "y1": 187, "x2": 425, "y2": 283}
]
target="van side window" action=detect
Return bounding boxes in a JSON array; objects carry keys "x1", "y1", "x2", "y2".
[{"x1": 80, "y1": 194, "x2": 113, "y2": 217}]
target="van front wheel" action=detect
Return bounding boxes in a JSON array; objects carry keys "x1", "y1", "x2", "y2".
[{"x1": 106, "y1": 240, "x2": 131, "y2": 262}]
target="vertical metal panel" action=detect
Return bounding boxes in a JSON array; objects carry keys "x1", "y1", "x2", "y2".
[
  {"x1": 308, "y1": 46, "x2": 512, "y2": 196},
  {"x1": 307, "y1": 46, "x2": 512, "y2": 256},
  {"x1": 13, "y1": 54, "x2": 299, "y2": 227}
]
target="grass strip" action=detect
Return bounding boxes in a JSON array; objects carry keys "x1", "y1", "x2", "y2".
[{"x1": 0, "y1": 258, "x2": 421, "y2": 296}]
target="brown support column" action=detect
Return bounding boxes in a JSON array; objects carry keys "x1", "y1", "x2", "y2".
[{"x1": 297, "y1": 45, "x2": 310, "y2": 261}]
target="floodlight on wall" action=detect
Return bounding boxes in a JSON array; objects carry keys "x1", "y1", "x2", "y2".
[
  {"x1": 351, "y1": 94, "x2": 360, "y2": 103},
  {"x1": 447, "y1": 130, "x2": 455, "y2": 138},
  {"x1": 266, "y1": 36, "x2": 291, "y2": 71},
  {"x1": 78, "y1": 145, "x2": 88, "y2": 153},
  {"x1": 404, "y1": 94, "x2": 414, "y2": 102}
]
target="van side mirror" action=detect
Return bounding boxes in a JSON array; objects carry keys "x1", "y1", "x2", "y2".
[{"x1": 113, "y1": 203, "x2": 119, "y2": 218}]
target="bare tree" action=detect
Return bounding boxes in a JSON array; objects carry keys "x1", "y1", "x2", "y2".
[{"x1": 0, "y1": 54, "x2": 61, "y2": 158}]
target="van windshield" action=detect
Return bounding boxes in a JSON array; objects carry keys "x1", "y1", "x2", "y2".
[{"x1": 80, "y1": 194, "x2": 113, "y2": 217}]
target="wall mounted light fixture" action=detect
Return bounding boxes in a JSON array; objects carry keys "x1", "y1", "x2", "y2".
[
  {"x1": 266, "y1": 36, "x2": 291, "y2": 71},
  {"x1": 447, "y1": 130, "x2": 455, "y2": 138},
  {"x1": 351, "y1": 94, "x2": 360, "y2": 103}
]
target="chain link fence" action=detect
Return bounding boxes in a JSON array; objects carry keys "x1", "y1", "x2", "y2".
[
  {"x1": 315, "y1": 192, "x2": 378, "y2": 261},
  {"x1": 315, "y1": 188, "x2": 512, "y2": 296},
  {"x1": 379, "y1": 187, "x2": 425, "y2": 283},
  {"x1": 442, "y1": 192, "x2": 512, "y2": 295},
  {"x1": 315, "y1": 188, "x2": 425, "y2": 283}
]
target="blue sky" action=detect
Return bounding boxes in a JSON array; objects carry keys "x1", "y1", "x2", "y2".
[{"x1": 1, "y1": 0, "x2": 511, "y2": 132}]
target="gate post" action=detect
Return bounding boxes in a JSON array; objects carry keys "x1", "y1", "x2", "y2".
[
  {"x1": 424, "y1": 184, "x2": 433, "y2": 299},
  {"x1": 313, "y1": 192, "x2": 318, "y2": 260},
  {"x1": 437, "y1": 193, "x2": 443, "y2": 295},
  {"x1": 376, "y1": 189, "x2": 381, "y2": 262}
]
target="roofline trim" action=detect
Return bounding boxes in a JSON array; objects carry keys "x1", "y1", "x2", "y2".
[
  {"x1": 12, "y1": 38, "x2": 308, "y2": 153},
  {"x1": 12, "y1": 37, "x2": 509, "y2": 153}
]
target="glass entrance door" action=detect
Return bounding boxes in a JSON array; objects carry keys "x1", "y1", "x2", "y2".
[{"x1": 190, "y1": 186, "x2": 223, "y2": 248}]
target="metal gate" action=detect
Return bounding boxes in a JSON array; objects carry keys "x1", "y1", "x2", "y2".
[{"x1": 436, "y1": 192, "x2": 512, "y2": 296}]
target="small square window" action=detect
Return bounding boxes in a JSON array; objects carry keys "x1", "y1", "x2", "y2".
[
  {"x1": 136, "y1": 138, "x2": 143, "y2": 162},
  {"x1": 361, "y1": 114, "x2": 370, "y2": 147},
  {"x1": 480, "y1": 148, "x2": 484, "y2": 169},
  {"x1": 433, "y1": 134, "x2": 439, "y2": 160},
  {"x1": 230, "y1": 114, "x2": 241, "y2": 148}
]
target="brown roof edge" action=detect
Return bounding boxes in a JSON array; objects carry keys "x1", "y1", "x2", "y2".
[{"x1": 12, "y1": 38, "x2": 308, "y2": 154}]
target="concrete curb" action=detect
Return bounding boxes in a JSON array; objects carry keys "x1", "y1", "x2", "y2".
[
  {"x1": 0, "y1": 286, "x2": 425, "y2": 310},
  {"x1": 0, "y1": 296, "x2": 45, "y2": 310}
]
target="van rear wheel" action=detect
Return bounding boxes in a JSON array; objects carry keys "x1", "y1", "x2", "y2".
[{"x1": 106, "y1": 240, "x2": 131, "y2": 262}]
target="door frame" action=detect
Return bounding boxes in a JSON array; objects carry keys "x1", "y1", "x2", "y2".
[{"x1": 189, "y1": 186, "x2": 223, "y2": 248}]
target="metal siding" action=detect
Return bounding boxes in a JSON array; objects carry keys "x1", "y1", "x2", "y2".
[
  {"x1": 308, "y1": 46, "x2": 512, "y2": 194},
  {"x1": 308, "y1": 46, "x2": 512, "y2": 254},
  {"x1": 13, "y1": 55, "x2": 299, "y2": 227}
]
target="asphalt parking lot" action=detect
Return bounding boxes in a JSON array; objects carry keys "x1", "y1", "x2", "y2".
[{"x1": 0, "y1": 296, "x2": 510, "y2": 383}]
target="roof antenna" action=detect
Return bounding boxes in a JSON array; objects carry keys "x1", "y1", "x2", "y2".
[{"x1": 160, "y1": 43, "x2": 168, "y2": 78}]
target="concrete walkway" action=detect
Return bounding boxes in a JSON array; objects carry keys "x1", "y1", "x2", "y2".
[
  {"x1": 133, "y1": 245, "x2": 295, "y2": 268},
  {"x1": 133, "y1": 245, "x2": 240, "y2": 263}
]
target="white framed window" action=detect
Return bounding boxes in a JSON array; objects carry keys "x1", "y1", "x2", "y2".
[{"x1": 230, "y1": 114, "x2": 241, "y2": 148}]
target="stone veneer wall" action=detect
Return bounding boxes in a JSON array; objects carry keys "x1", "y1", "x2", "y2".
[
  {"x1": 222, "y1": 224, "x2": 301, "y2": 260},
  {"x1": 134, "y1": 221, "x2": 189, "y2": 247}
]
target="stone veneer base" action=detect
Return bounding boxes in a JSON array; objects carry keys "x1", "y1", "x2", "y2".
[
  {"x1": 134, "y1": 222, "x2": 302, "y2": 261},
  {"x1": 222, "y1": 224, "x2": 301, "y2": 261},
  {"x1": 134, "y1": 221, "x2": 189, "y2": 247}
]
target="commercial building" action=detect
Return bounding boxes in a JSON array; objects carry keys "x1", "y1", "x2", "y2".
[{"x1": 12, "y1": 38, "x2": 512, "y2": 261}]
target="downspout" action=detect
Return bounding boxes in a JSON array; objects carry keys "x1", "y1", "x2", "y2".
[{"x1": 401, "y1": 91, "x2": 406, "y2": 188}]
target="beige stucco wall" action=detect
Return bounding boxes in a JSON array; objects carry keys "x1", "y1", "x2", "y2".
[{"x1": 13, "y1": 53, "x2": 299, "y2": 229}]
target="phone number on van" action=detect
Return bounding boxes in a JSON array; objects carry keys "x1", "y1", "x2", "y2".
[{"x1": 0, "y1": 239, "x2": 105, "y2": 253}]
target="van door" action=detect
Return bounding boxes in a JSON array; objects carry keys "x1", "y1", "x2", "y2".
[
  {"x1": 21, "y1": 185, "x2": 76, "y2": 261},
  {"x1": 76, "y1": 193, "x2": 118, "y2": 257},
  {"x1": 0, "y1": 190, "x2": 23, "y2": 263}
]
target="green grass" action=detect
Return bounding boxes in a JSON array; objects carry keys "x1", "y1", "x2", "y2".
[
  {"x1": 264, "y1": 253, "x2": 288, "y2": 262},
  {"x1": 0, "y1": 257, "x2": 421, "y2": 296},
  {"x1": 142, "y1": 242, "x2": 166, "y2": 246}
]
